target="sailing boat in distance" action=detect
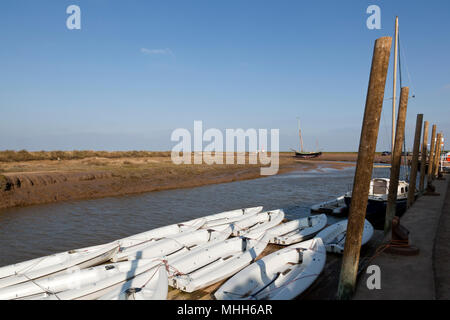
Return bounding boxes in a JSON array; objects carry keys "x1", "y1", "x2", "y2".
[{"x1": 291, "y1": 118, "x2": 322, "y2": 159}]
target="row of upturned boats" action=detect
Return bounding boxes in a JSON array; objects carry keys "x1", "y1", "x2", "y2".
[{"x1": 0, "y1": 207, "x2": 373, "y2": 300}]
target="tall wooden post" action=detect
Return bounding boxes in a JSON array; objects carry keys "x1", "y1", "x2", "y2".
[
  {"x1": 337, "y1": 36, "x2": 392, "y2": 300},
  {"x1": 407, "y1": 114, "x2": 423, "y2": 208},
  {"x1": 384, "y1": 87, "x2": 409, "y2": 234},
  {"x1": 432, "y1": 132, "x2": 441, "y2": 179},
  {"x1": 419, "y1": 121, "x2": 429, "y2": 192},
  {"x1": 434, "y1": 133, "x2": 443, "y2": 177},
  {"x1": 427, "y1": 125, "x2": 437, "y2": 184}
]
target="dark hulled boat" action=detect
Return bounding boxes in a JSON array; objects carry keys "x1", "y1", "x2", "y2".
[
  {"x1": 292, "y1": 118, "x2": 322, "y2": 159},
  {"x1": 343, "y1": 178, "x2": 409, "y2": 230},
  {"x1": 292, "y1": 150, "x2": 322, "y2": 159}
]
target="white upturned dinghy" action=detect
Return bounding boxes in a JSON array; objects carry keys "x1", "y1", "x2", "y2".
[
  {"x1": 214, "y1": 238, "x2": 326, "y2": 300},
  {"x1": 113, "y1": 225, "x2": 232, "y2": 262},
  {"x1": 267, "y1": 214, "x2": 327, "y2": 245},
  {"x1": 0, "y1": 242, "x2": 119, "y2": 289},
  {"x1": 232, "y1": 209, "x2": 285, "y2": 237},
  {"x1": 200, "y1": 206, "x2": 263, "y2": 229},
  {"x1": 98, "y1": 263, "x2": 168, "y2": 300},
  {"x1": 315, "y1": 219, "x2": 374, "y2": 254},
  {"x1": 114, "y1": 209, "x2": 258, "y2": 257},
  {"x1": 15, "y1": 227, "x2": 231, "y2": 300},
  {"x1": 0, "y1": 243, "x2": 116, "y2": 281},
  {"x1": 0, "y1": 259, "x2": 164, "y2": 300},
  {"x1": 42, "y1": 260, "x2": 164, "y2": 300},
  {"x1": 167, "y1": 235, "x2": 269, "y2": 293},
  {"x1": 116, "y1": 218, "x2": 205, "y2": 254},
  {"x1": 310, "y1": 195, "x2": 347, "y2": 215}
]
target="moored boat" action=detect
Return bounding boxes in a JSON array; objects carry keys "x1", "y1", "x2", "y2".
[
  {"x1": 113, "y1": 225, "x2": 232, "y2": 262},
  {"x1": 214, "y1": 238, "x2": 326, "y2": 300},
  {"x1": 167, "y1": 235, "x2": 269, "y2": 293},
  {"x1": 0, "y1": 259, "x2": 163, "y2": 300},
  {"x1": 315, "y1": 219, "x2": 374, "y2": 254},
  {"x1": 0, "y1": 242, "x2": 119, "y2": 289},
  {"x1": 236, "y1": 209, "x2": 285, "y2": 239},
  {"x1": 98, "y1": 264, "x2": 168, "y2": 300},
  {"x1": 232, "y1": 209, "x2": 284, "y2": 237},
  {"x1": 42, "y1": 260, "x2": 164, "y2": 300},
  {"x1": 344, "y1": 178, "x2": 410, "y2": 229},
  {"x1": 267, "y1": 214, "x2": 327, "y2": 245},
  {"x1": 310, "y1": 195, "x2": 348, "y2": 216},
  {"x1": 200, "y1": 206, "x2": 263, "y2": 229}
]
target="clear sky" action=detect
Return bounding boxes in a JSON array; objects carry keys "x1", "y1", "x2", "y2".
[{"x1": 1, "y1": 0, "x2": 449, "y2": 151}]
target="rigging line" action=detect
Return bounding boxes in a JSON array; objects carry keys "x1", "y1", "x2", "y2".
[{"x1": 399, "y1": 36, "x2": 415, "y2": 94}]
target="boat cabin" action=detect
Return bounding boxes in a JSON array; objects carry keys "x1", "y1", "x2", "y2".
[{"x1": 369, "y1": 178, "x2": 408, "y2": 198}]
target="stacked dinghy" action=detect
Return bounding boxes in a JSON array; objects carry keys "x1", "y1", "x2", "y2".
[
  {"x1": 167, "y1": 235, "x2": 269, "y2": 293},
  {"x1": 0, "y1": 242, "x2": 119, "y2": 289},
  {"x1": 0, "y1": 206, "x2": 307, "y2": 300},
  {"x1": 113, "y1": 225, "x2": 232, "y2": 262},
  {"x1": 214, "y1": 238, "x2": 326, "y2": 300},
  {"x1": 41, "y1": 260, "x2": 166, "y2": 300},
  {"x1": 200, "y1": 206, "x2": 263, "y2": 229},
  {"x1": 232, "y1": 209, "x2": 285, "y2": 238},
  {"x1": 315, "y1": 219, "x2": 374, "y2": 254},
  {"x1": 265, "y1": 214, "x2": 327, "y2": 245}
]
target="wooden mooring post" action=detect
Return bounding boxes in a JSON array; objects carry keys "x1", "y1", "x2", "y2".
[
  {"x1": 384, "y1": 87, "x2": 409, "y2": 234},
  {"x1": 434, "y1": 133, "x2": 443, "y2": 177},
  {"x1": 407, "y1": 114, "x2": 423, "y2": 208},
  {"x1": 337, "y1": 36, "x2": 392, "y2": 300},
  {"x1": 425, "y1": 125, "x2": 438, "y2": 194},
  {"x1": 427, "y1": 125, "x2": 437, "y2": 185},
  {"x1": 432, "y1": 132, "x2": 441, "y2": 179},
  {"x1": 419, "y1": 121, "x2": 429, "y2": 192}
]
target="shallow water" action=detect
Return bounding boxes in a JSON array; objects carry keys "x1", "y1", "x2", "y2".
[{"x1": 0, "y1": 166, "x2": 392, "y2": 267}]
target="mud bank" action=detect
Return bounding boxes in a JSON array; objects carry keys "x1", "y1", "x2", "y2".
[{"x1": 0, "y1": 154, "x2": 354, "y2": 210}]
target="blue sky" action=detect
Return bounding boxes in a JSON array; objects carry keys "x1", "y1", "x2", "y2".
[{"x1": 0, "y1": 0, "x2": 449, "y2": 151}]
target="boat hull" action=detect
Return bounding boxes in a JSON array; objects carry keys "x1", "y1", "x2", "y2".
[
  {"x1": 294, "y1": 152, "x2": 322, "y2": 159},
  {"x1": 344, "y1": 196, "x2": 407, "y2": 230}
]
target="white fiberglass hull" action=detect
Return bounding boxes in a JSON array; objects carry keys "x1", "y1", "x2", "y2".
[
  {"x1": 315, "y1": 219, "x2": 374, "y2": 254},
  {"x1": 98, "y1": 264, "x2": 168, "y2": 300},
  {"x1": 0, "y1": 259, "x2": 156, "y2": 300},
  {"x1": 200, "y1": 206, "x2": 263, "y2": 229},
  {"x1": 114, "y1": 225, "x2": 232, "y2": 262},
  {"x1": 42, "y1": 260, "x2": 164, "y2": 300},
  {"x1": 267, "y1": 214, "x2": 327, "y2": 245},
  {"x1": 168, "y1": 236, "x2": 269, "y2": 293},
  {"x1": 116, "y1": 218, "x2": 205, "y2": 255},
  {"x1": 232, "y1": 209, "x2": 284, "y2": 237},
  {"x1": 214, "y1": 238, "x2": 326, "y2": 300},
  {"x1": 0, "y1": 242, "x2": 119, "y2": 289}
]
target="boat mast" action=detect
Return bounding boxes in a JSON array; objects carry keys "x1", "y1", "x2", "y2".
[
  {"x1": 392, "y1": 16, "x2": 399, "y2": 155},
  {"x1": 297, "y1": 117, "x2": 304, "y2": 152}
]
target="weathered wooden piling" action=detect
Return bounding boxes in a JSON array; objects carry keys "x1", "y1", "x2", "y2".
[
  {"x1": 434, "y1": 133, "x2": 443, "y2": 177},
  {"x1": 407, "y1": 114, "x2": 423, "y2": 208},
  {"x1": 337, "y1": 36, "x2": 392, "y2": 300},
  {"x1": 384, "y1": 87, "x2": 409, "y2": 233},
  {"x1": 427, "y1": 125, "x2": 437, "y2": 184},
  {"x1": 432, "y1": 132, "x2": 441, "y2": 179},
  {"x1": 419, "y1": 121, "x2": 429, "y2": 192}
]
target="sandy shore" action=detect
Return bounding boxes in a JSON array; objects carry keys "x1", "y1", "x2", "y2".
[{"x1": 0, "y1": 152, "x2": 359, "y2": 209}]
